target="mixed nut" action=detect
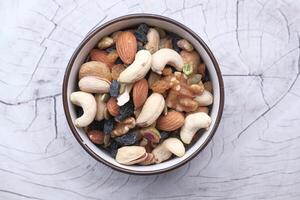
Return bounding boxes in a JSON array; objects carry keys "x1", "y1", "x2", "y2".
[{"x1": 70, "y1": 23, "x2": 213, "y2": 165}]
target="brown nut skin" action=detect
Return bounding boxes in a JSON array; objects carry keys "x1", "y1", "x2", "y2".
[
  {"x1": 156, "y1": 111, "x2": 185, "y2": 131},
  {"x1": 106, "y1": 97, "x2": 119, "y2": 117},
  {"x1": 116, "y1": 31, "x2": 137, "y2": 64},
  {"x1": 90, "y1": 49, "x2": 118, "y2": 69},
  {"x1": 87, "y1": 130, "x2": 105, "y2": 145},
  {"x1": 132, "y1": 79, "x2": 149, "y2": 109}
]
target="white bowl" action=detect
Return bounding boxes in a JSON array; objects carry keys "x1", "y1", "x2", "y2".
[{"x1": 63, "y1": 14, "x2": 224, "y2": 175}]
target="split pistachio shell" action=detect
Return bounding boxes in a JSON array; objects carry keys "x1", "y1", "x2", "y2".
[
  {"x1": 180, "y1": 112, "x2": 212, "y2": 144},
  {"x1": 79, "y1": 76, "x2": 111, "y2": 93},
  {"x1": 116, "y1": 146, "x2": 146, "y2": 165},
  {"x1": 117, "y1": 84, "x2": 133, "y2": 106},
  {"x1": 136, "y1": 93, "x2": 165, "y2": 127}
]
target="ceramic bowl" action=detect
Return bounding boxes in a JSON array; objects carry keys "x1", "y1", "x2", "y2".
[{"x1": 63, "y1": 14, "x2": 224, "y2": 175}]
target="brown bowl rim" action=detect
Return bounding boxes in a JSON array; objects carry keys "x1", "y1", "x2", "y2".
[{"x1": 62, "y1": 13, "x2": 224, "y2": 175}]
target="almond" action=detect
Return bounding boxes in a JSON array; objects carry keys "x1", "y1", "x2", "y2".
[
  {"x1": 156, "y1": 111, "x2": 185, "y2": 131},
  {"x1": 116, "y1": 31, "x2": 137, "y2": 64},
  {"x1": 106, "y1": 97, "x2": 119, "y2": 116},
  {"x1": 87, "y1": 130, "x2": 105, "y2": 144},
  {"x1": 132, "y1": 79, "x2": 148, "y2": 109},
  {"x1": 90, "y1": 49, "x2": 118, "y2": 69}
]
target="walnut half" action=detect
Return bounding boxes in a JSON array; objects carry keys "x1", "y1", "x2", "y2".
[{"x1": 112, "y1": 117, "x2": 136, "y2": 137}]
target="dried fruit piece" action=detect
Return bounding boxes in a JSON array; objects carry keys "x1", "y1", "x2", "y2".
[
  {"x1": 109, "y1": 80, "x2": 120, "y2": 97},
  {"x1": 111, "y1": 64, "x2": 125, "y2": 80},
  {"x1": 112, "y1": 117, "x2": 136, "y2": 137},
  {"x1": 79, "y1": 61, "x2": 111, "y2": 81},
  {"x1": 132, "y1": 79, "x2": 148, "y2": 109},
  {"x1": 115, "y1": 100, "x2": 134, "y2": 122},
  {"x1": 135, "y1": 31, "x2": 148, "y2": 43},
  {"x1": 156, "y1": 111, "x2": 185, "y2": 131},
  {"x1": 116, "y1": 31, "x2": 137, "y2": 64},
  {"x1": 136, "y1": 23, "x2": 150, "y2": 34},
  {"x1": 160, "y1": 131, "x2": 170, "y2": 140},
  {"x1": 106, "y1": 97, "x2": 120, "y2": 116},
  {"x1": 140, "y1": 127, "x2": 161, "y2": 143},
  {"x1": 87, "y1": 130, "x2": 105, "y2": 144},
  {"x1": 103, "y1": 118, "x2": 116, "y2": 135},
  {"x1": 114, "y1": 130, "x2": 139, "y2": 145},
  {"x1": 151, "y1": 80, "x2": 170, "y2": 93}
]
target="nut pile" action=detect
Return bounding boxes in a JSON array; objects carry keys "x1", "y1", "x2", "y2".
[{"x1": 70, "y1": 23, "x2": 213, "y2": 165}]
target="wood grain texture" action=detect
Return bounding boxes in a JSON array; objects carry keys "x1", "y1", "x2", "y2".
[{"x1": 1, "y1": 0, "x2": 300, "y2": 199}]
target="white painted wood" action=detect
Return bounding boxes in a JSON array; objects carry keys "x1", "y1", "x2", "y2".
[{"x1": 0, "y1": 0, "x2": 300, "y2": 199}]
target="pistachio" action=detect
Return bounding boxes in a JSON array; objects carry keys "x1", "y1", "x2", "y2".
[
  {"x1": 140, "y1": 127, "x2": 161, "y2": 143},
  {"x1": 116, "y1": 146, "x2": 146, "y2": 165}
]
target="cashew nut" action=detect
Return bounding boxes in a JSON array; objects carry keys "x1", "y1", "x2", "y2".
[
  {"x1": 194, "y1": 90, "x2": 213, "y2": 106},
  {"x1": 118, "y1": 50, "x2": 152, "y2": 83},
  {"x1": 95, "y1": 94, "x2": 106, "y2": 121},
  {"x1": 70, "y1": 91, "x2": 97, "y2": 127},
  {"x1": 152, "y1": 138, "x2": 185, "y2": 163},
  {"x1": 151, "y1": 48, "x2": 184, "y2": 74},
  {"x1": 180, "y1": 112, "x2": 212, "y2": 144},
  {"x1": 78, "y1": 76, "x2": 110, "y2": 93},
  {"x1": 145, "y1": 28, "x2": 160, "y2": 54},
  {"x1": 136, "y1": 93, "x2": 165, "y2": 127}
]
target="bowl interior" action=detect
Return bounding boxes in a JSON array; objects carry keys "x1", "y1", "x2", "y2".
[{"x1": 65, "y1": 15, "x2": 223, "y2": 174}]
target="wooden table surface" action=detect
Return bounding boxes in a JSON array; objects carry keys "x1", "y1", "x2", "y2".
[{"x1": 1, "y1": 0, "x2": 300, "y2": 199}]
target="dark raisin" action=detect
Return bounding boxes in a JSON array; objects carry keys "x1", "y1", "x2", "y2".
[
  {"x1": 115, "y1": 100, "x2": 134, "y2": 121},
  {"x1": 107, "y1": 140, "x2": 121, "y2": 158},
  {"x1": 160, "y1": 131, "x2": 170, "y2": 140},
  {"x1": 115, "y1": 57, "x2": 123, "y2": 64},
  {"x1": 109, "y1": 80, "x2": 120, "y2": 97},
  {"x1": 103, "y1": 118, "x2": 116, "y2": 135},
  {"x1": 172, "y1": 37, "x2": 181, "y2": 53},
  {"x1": 136, "y1": 23, "x2": 149, "y2": 34},
  {"x1": 89, "y1": 120, "x2": 104, "y2": 131},
  {"x1": 203, "y1": 71, "x2": 210, "y2": 82},
  {"x1": 134, "y1": 31, "x2": 148, "y2": 43},
  {"x1": 105, "y1": 46, "x2": 116, "y2": 53},
  {"x1": 138, "y1": 44, "x2": 145, "y2": 51},
  {"x1": 114, "y1": 130, "x2": 138, "y2": 146},
  {"x1": 76, "y1": 107, "x2": 83, "y2": 117}
]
